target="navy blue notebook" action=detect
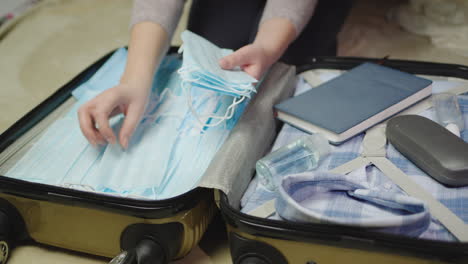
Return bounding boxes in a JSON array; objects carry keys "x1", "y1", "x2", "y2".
[{"x1": 275, "y1": 63, "x2": 433, "y2": 144}]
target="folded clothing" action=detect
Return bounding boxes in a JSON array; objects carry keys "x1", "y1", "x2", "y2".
[
  {"x1": 276, "y1": 170, "x2": 431, "y2": 237},
  {"x1": 241, "y1": 75, "x2": 468, "y2": 242}
]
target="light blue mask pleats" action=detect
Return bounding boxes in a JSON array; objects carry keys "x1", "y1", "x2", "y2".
[
  {"x1": 6, "y1": 44, "x2": 247, "y2": 200},
  {"x1": 178, "y1": 30, "x2": 257, "y2": 128},
  {"x1": 72, "y1": 48, "x2": 128, "y2": 102}
]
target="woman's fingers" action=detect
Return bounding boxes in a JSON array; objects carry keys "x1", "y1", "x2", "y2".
[
  {"x1": 219, "y1": 44, "x2": 270, "y2": 80},
  {"x1": 219, "y1": 45, "x2": 255, "y2": 70},
  {"x1": 119, "y1": 103, "x2": 145, "y2": 149},
  {"x1": 242, "y1": 64, "x2": 264, "y2": 80},
  {"x1": 78, "y1": 106, "x2": 105, "y2": 146},
  {"x1": 78, "y1": 89, "x2": 121, "y2": 145},
  {"x1": 94, "y1": 111, "x2": 116, "y2": 144}
]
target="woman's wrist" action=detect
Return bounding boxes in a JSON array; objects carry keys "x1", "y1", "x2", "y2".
[
  {"x1": 253, "y1": 18, "x2": 296, "y2": 62},
  {"x1": 119, "y1": 73, "x2": 153, "y2": 92},
  {"x1": 120, "y1": 21, "x2": 169, "y2": 92}
]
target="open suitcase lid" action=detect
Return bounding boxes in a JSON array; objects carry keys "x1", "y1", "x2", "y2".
[{"x1": 218, "y1": 56, "x2": 468, "y2": 261}]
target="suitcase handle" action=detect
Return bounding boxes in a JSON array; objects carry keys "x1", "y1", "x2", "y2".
[{"x1": 109, "y1": 239, "x2": 166, "y2": 264}]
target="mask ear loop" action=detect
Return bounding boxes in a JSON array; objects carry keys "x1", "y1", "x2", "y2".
[
  {"x1": 194, "y1": 69, "x2": 257, "y2": 92},
  {"x1": 150, "y1": 88, "x2": 188, "y2": 122},
  {"x1": 62, "y1": 183, "x2": 156, "y2": 200},
  {"x1": 183, "y1": 80, "x2": 246, "y2": 128},
  {"x1": 61, "y1": 183, "x2": 97, "y2": 192},
  {"x1": 141, "y1": 91, "x2": 162, "y2": 120},
  {"x1": 127, "y1": 194, "x2": 153, "y2": 200},
  {"x1": 178, "y1": 67, "x2": 255, "y2": 97}
]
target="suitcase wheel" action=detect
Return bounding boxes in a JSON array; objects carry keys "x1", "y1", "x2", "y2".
[
  {"x1": 0, "y1": 240, "x2": 9, "y2": 264},
  {"x1": 109, "y1": 239, "x2": 166, "y2": 264},
  {"x1": 109, "y1": 250, "x2": 134, "y2": 264},
  {"x1": 0, "y1": 198, "x2": 27, "y2": 264},
  {"x1": 230, "y1": 232, "x2": 288, "y2": 264},
  {"x1": 238, "y1": 256, "x2": 269, "y2": 264}
]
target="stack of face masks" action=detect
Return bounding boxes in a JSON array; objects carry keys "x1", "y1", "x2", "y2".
[
  {"x1": 178, "y1": 30, "x2": 258, "y2": 128},
  {"x1": 7, "y1": 33, "x2": 253, "y2": 199}
]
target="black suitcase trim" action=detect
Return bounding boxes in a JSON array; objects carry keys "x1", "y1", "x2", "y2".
[
  {"x1": 0, "y1": 47, "x2": 208, "y2": 219},
  {"x1": 221, "y1": 56, "x2": 468, "y2": 261},
  {"x1": 297, "y1": 56, "x2": 468, "y2": 79}
]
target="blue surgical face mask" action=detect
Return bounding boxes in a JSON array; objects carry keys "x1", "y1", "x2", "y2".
[
  {"x1": 72, "y1": 48, "x2": 128, "y2": 102},
  {"x1": 6, "y1": 117, "x2": 99, "y2": 185},
  {"x1": 179, "y1": 31, "x2": 257, "y2": 86},
  {"x1": 178, "y1": 30, "x2": 257, "y2": 128},
  {"x1": 6, "y1": 47, "x2": 247, "y2": 200},
  {"x1": 156, "y1": 126, "x2": 230, "y2": 199},
  {"x1": 81, "y1": 86, "x2": 237, "y2": 199},
  {"x1": 82, "y1": 89, "x2": 187, "y2": 198}
]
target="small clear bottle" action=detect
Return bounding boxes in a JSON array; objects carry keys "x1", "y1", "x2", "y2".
[
  {"x1": 433, "y1": 93, "x2": 465, "y2": 137},
  {"x1": 256, "y1": 133, "x2": 331, "y2": 191}
]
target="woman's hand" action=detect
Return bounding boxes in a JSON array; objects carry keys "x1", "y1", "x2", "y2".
[
  {"x1": 219, "y1": 18, "x2": 297, "y2": 80},
  {"x1": 78, "y1": 82, "x2": 149, "y2": 149},
  {"x1": 78, "y1": 21, "x2": 169, "y2": 149},
  {"x1": 218, "y1": 43, "x2": 280, "y2": 80}
]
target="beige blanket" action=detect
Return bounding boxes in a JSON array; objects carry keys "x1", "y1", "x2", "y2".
[{"x1": 0, "y1": 0, "x2": 131, "y2": 133}]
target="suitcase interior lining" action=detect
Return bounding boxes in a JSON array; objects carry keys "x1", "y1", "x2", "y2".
[
  {"x1": 219, "y1": 68, "x2": 468, "y2": 264},
  {"x1": 0, "y1": 97, "x2": 76, "y2": 174},
  {"x1": 222, "y1": 64, "x2": 468, "y2": 260}
]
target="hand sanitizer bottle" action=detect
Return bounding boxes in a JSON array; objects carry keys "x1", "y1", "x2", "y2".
[
  {"x1": 433, "y1": 93, "x2": 465, "y2": 137},
  {"x1": 256, "y1": 133, "x2": 331, "y2": 191}
]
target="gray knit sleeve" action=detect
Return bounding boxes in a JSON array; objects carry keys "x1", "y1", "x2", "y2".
[
  {"x1": 130, "y1": 0, "x2": 186, "y2": 37},
  {"x1": 260, "y1": 0, "x2": 318, "y2": 36}
]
